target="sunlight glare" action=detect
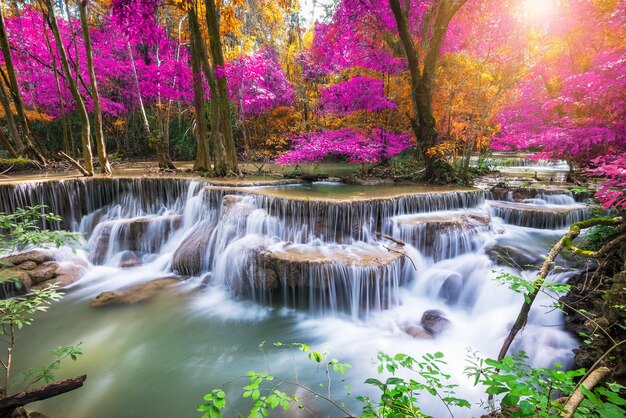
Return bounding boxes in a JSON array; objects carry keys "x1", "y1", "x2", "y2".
[{"x1": 522, "y1": 0, "x2": 557, "y2": 23}]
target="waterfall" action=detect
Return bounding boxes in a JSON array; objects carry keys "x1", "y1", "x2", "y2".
[{"x1": 0, "y1": 177, "x2": 587, "y2": 417}]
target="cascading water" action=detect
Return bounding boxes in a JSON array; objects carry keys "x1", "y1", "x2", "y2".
[{"x1": 0, "y1": 178, "x2": 586, "y2": 417}]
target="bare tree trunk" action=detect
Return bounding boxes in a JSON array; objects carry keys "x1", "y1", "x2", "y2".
[
  {"x1": 0, "y1": 76, "x2": 23, "y2": 152},
  {"x1": 154, "y1": 44, "x2": 175, "y2": 170},
  {"x1": 42, "y1": 17, "x2": 71, "y2": 156},
  {"x1": 189, "y1": 15, "x2": 211, "y2": 172},
  {"x1": 78, "y1": 0, "x2": 111, "y2": 174},
  {"x1": 0, "y1": 7, "x2": 47, "y2": 165},
  {"x1": 188, "y1": 7, "x2": 226, "y2": 173},
  {"x1": 204, "y1": 0, "x2": 238, "y2": 175},
  {"x1": 0, "y1": 129, "x2": 18, "y2": 158},
  {"x1": 41, "y1": 0, "x2": 93, "y2": 175}
]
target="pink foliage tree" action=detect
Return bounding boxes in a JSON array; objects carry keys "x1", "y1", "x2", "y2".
[
  {"x1": 275, "y1": 128, "x2": 412, "y2": 165},
  {"x1": 589, "y1": 154, "x2": 626, "y2": 210},
  {"x1": 318, "y1": 76, "x2": 397, "y2": 115}
]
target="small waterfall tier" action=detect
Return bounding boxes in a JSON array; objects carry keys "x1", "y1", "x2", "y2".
[
  {"x1": 389, "y1": 210, "x2": 491, "y2": 260},
  {"x1": 204, "y1": 184, "x2": 485, "y2": 242},
  {"x1": 218, "y1": 237, "x2": 409, "y2": 319},
  {"x1": 488, "y1": 200, "x2": 589, "y2": 229}
]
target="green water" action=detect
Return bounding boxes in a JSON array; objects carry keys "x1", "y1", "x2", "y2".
[
  {"x1": 14, "y1": 283, "x2": 338, "y2": 418},
  {"x1": 254, "y1": 182, "x2": 475, "y2": 201}
]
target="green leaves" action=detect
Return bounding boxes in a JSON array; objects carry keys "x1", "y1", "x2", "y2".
[
  {"x1": 0, "y1": 205, "x2": 81, "y2": 254},
  {"x1": 198, "y1": 389, "x2": 227, "y2": 418}
]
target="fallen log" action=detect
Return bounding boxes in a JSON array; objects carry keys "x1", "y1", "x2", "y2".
[
  {"x1": 0, "y1": 374, "x2": 86, "y2": 416},
  {"x1": 375, "y1": 232, "x2": 406, "y2": 246},
  {"x1": 58, "y1": 151, "x2": 92, "y2": 177}
]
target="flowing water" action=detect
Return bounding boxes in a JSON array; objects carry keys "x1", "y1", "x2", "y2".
[{"x1": 0, "y1": 178, "x2": 589, "y2": 417}]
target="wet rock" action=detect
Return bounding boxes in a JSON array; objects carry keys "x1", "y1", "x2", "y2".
[
  {"x1": 91, "y1": 277, "x2": 181, "y2": 307},
  {"x1": 402, "y1": 324, "x2": 433, "y2": 339},
  {"x1": 88, "y1": 214, "x2": 182, "y2": 265},
  {"x1": 439, "y1": 274, "x2": 463, "y2": 304},
  {"x1": 28, "y1": 262, "x2": 59, "y2": 285},
  {"x1": 0, "y1": 251, "x2": 87, "y2": 297},
  {"x1": 1, "y1": 250, "x2": 54, "y2": 267},
  {"x1": 0, "y1": 270, "x2": 32, "y2": 297},
  {"x1": 421, "y1": 309, "x2": 450, "y2": 336},
  {"x1": 17, "y1": 261, "x2": 38, "y2": 270},
  {"x1": 171, "y1": 220, "x2": 214, "y2": 276},
  {"x1": 119, "y1": 251, "x2": 143, "y2": 268}
]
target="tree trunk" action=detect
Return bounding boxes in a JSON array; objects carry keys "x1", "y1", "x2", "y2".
[
  {"x1": 42, "y1": 16, "x2": 71, "y2": 156},
  {"x1": 0, "y1": 129, "x2": 18, "y2": 158},
  {"x1": 78, "y1": 0, "x2": 111, "y2": 174},
  {"x1": 42, "y1": 0, "x2": 93, "y2": 175},
  {"x1": 189, "y1": 16, "x2": 211, "y2": 172},
  {"x1": 0, "y1": 77, "x2": 23, "y2": 152},
  {"x1": 154, "y1": 45, "x2": 176, "y2": 170},
  {"x1": 0, "y1": 7, "x2": 47, "y2": 165},
  {"x1": 204, "y1": 0, "x2": 238, "y2": 175},
  {"x1": 388, "y1": 0, "x2": 467, "y2": 179},
  {"x1": 188, "y1": 7, "x2": 226, "y2": 173}
]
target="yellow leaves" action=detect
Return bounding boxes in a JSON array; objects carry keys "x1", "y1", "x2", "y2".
[{"x1": 220, "y1": 4, "x2": 241, "y2": 37}]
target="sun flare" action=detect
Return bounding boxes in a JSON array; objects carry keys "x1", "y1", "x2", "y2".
[{"x1": 522, "y1": 0, "x2": 557, "y2": 22}]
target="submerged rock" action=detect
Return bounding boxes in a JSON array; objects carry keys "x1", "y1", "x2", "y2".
[
  {"x1": 402, "y1": 324, "x2": 434, "y2": 340},
  {"x1": 90, "y1": 277, "x2": 181, "y2": 307},
  {"x1": 421, "y1": 309, "x2": 451, "y2": 336},
  {"x1": 119, "y1": 251, "x2": 143, "y2": 268}
]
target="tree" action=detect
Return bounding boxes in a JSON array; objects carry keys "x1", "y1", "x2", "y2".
[
  {"x1": 78, "y1": 0, "x2": 112, "y2": 175},
  {"x1": 388, "y1": 0, "x2": 467, "y2": 178},
  {"x1": 204, "y1": 0, "x2": 238, "y2": 175},
  {"x1": 40, "y1": 0, "x2": 94, "y2": 175},
  {"x1": 0, "y1": 6, "x2": 47, "y2": 165}
]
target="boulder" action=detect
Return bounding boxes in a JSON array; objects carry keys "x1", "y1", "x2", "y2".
[
  {"x1": 171, "y1": 220, "x2": 214, "y2": 276},
  {"x1": 0, "y1": 251, "x2": 87, "y2": 297},
  {"x1": 421, "y1": 309, "x2": 451, "y2": 336},
  {"x1": 28, "y1": 262, "x2": 59, "y2": 285},
  {"x1": 91, "y1": 277, "x2": 181, "y2": 307},
  {"x1": 0, "y1": 250, "x2": 54, "y2": 267}
]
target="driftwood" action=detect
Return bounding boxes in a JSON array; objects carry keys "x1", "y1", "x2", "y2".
[
  {"x1": 58, "y1": 151, "x2": 92, "y2": 177},
  {"x1": 562, "y1": 366, "x2": 610, "y2": 418},
  {"x1": 0, "y1": 374, "x2": 86, "y2": 416},
  {"x1": 375, "y1": 232, "x2": 406, "y2": 246}
]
